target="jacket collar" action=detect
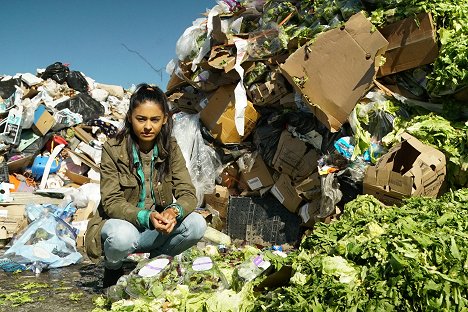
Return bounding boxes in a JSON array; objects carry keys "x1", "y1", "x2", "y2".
[{"x1": 111, "y1": 136, "x2": 165, "y2": 165}]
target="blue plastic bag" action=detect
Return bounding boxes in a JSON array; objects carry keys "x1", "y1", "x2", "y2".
[{"x1": 1, "y1": 212, "x2": 82, "y2": 272}]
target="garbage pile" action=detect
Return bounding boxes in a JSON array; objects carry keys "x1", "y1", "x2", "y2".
[
  {"x1": 1, "y1": 0, "x2": 467, "y2": 251},
  {"x1": 165, "y1": 0, "x2": 467, "y2": 237}
]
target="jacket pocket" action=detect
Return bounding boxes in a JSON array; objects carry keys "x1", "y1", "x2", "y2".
[
  {"x1": 118, "y1": 173, "x2": 139, "y2": 203},
  {"x1": 119, "y1": 173, "x2": 138, "y2": 188}
]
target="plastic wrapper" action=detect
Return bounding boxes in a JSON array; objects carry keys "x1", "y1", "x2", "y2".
[
  {"x1": 1, "y1": 212, "x2": 82, "y2": 272},
  {"x1": 172, "y1": 112, "x2": 222, "y2": 207},
  {"x1": 246, "y1": 23, "x2": 285, "y2": 59},
  {"x1": 337, "y1": 0, "x2": 364, "y2": 20},
  {"x1": 231, "y1": 253, "x2": 271, "y2": 291},
  {"x1": 181, "y1": 256, "x2": 229, "y2": 293},
  {"x1": 106, "y1": 255, "x2": 179, "y2": 301},
  {"x1": 318, "y1": 172, "x2": 343, "y2": 218},
  {"x1": 123, "y1": 255, "x2": 178, "y2": 299}
]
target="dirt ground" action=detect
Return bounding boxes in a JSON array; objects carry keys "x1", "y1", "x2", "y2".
[{"x1": 0, "y1": 247, "x2": 111, "y2": 312}]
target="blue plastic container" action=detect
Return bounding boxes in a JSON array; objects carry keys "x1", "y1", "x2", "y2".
[{"x1": 31, "y1": 155, "x2": 61, "y2": 179}]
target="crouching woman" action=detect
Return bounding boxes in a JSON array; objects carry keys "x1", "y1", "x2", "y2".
[{"x1": 85, "y1": 83, "x2": 206, "y2": 288}]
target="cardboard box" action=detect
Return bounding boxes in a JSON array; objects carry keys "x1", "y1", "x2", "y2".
[
  {"x1": 363, "y1": 133, "x2": 446, "y2": 205},
  {"x1": 204, "y1": 185, "x2": 230, "y2": 219},
  {"x1": 294, "y1": 171, "x2": 321, "y2": 201},
  {"x1": 270, "y1": 174, "x2": 303, "y2": 213},
  {"x1": 377, "y1": 12, "x2": 438, "y2": 77},
  {"x1": 240, "y1": 155, "x2": 275, "y2": 191},
  {"x1": 71, "y1": 200, "x2": 96, "y2": 248},
  {"x1": 0, "y1": 204, "x2": 27, "y2": 239},
  {"x1": 32, "y1": 104, "x2": 55, "y2": 136},
  {"x1": 200, "y1": 84, "x2": 260, "y2": 144},
  {"x1": 280, "y1": 12, "x2": 388, "y2": 132},
  {"x1": 247, "y1": 71, "x2": 289, "y2": 106},
  {"x1": 168, "y1": 89, "x2": 205, "y2": 113},
  {"x1": 272, "y1": 130, "x2": 314, "y2": 179},
  {"x1": 294, "y1": 149, "x2": 319, "y2": 183}
]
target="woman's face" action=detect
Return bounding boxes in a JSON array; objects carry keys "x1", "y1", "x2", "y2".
[{"x1": 129, "y1": 100, "x2": 167, "y2": 147}]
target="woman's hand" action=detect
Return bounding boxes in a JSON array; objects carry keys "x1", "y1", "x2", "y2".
[{"x1": 150, "y1": 211, "x2": 176, "y2": 235}]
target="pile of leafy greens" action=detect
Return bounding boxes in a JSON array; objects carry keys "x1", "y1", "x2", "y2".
[{"x1": 253, "y1": 190, "x2": 468, "y2": 311}]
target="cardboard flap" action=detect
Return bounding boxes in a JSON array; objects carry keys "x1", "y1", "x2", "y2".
[
  {"x1": 280, "y1": 12, "x2": 388, "y2": 131},
  {"x1": 345, "y1": 12, "x2": 390, "y2": 57}
]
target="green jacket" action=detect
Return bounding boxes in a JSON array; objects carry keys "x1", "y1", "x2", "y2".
[{"x1": 85, "y1": 136, "x2": 197, "y2": 263}]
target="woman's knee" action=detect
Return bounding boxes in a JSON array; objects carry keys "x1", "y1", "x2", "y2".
[
  {"x1": 101, "y1": 219, "x2": 140, "y2": 251},
  {"x1": 183, "y1": 213, "x2": 207, "y2": 240}
]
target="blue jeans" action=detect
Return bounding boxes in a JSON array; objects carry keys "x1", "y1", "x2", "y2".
[{"x1": 101, "y1": 212, "x2": 207, "y2": 269}]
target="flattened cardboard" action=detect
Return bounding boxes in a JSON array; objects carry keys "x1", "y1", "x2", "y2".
[
  {"x1": 240, "y1": 155, "x2": 274, "y2": 191},
  {"x1": 270, "y1": 174, "x2": 303, "y2": 213},
  {"x1": 7, "y1": 155, "x2": 34, "y2": 172},
  {"x1": 363, "y1": 133, "x2": 446, "y2": 205},
  {"x1": 65, "y1": 170, "x2": 91, "y2": 185},
  {"x1": 204, "y1": 185, "x2": 230, "y2": 219},
  {"x1": 378, "y1": 12, "x2": 438, "y2": 77},
  {"x1": 200, "y1": 84, "x2": 259, "y2": 144},
  {"x1": 280, "y1": 12, "x2": 388, "y2": 131}
]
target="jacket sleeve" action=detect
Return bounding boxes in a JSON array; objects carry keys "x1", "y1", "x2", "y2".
[
  {"x1": 100, "y1": 142, "x2": 140, "y2": 226},
  {"x1": 170, "y1": 139, "x2": 197, "y2": 218}
]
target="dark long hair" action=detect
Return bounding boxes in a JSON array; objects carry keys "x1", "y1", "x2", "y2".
[{"x1": 116, "y1": 83, "x2": 173, "y2": 182}]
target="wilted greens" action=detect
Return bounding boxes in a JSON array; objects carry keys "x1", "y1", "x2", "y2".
[{"x1": 253, "y1": 190, "x2": 468, "y2": 311}]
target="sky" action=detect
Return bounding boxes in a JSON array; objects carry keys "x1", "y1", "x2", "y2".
[{"x1": 1, "y1": 0, "x2": 216, "y2": 91}]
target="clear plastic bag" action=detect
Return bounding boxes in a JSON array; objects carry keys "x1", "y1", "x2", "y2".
[
  {"x1": 172, "y1": 112, "x2": 222, "y2": 207},
  {"x1": 176, "y1": 18, "x2": 208, "y2": 61},
  {"x1": 123, "y1": 255, "x2": 177, "y2": 299},
  {"x1": 246, "y1": 23, "x2": 285, "y2": 59},
  {"x1": 318, "y1": 173, "x2": 343, "y2": 218}
]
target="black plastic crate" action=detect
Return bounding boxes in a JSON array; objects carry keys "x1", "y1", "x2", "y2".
[{"x1": 227, "y1": 194, "x2": 303, "y2": 246}]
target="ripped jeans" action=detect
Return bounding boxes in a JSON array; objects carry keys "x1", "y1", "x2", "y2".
[{"x1": 101, "y1": 212, "x2": 207, "y2": 269}]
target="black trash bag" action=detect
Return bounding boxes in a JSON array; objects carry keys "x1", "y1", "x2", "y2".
[
  {"x1": 252, "y1": 108, "x2": 285, "y2": 167},
  {"x1": 40, "y1": 62, "x2": 70, "y2": 80},
  {"x1": 283, "y1": 111, "x2": 353, "y2": 154},
  {"x1": 336, "y1": 165, "x2": 364, "y2": 209},
  {"x1": 321, "y1": 122, "x2": 353, "y2": 155},
  {"x1": 0, "y1": 78, "x2": 22, "y2": 99},
  {"x1": 66, "y1": 70, "x2": 88, "y2": 93},
  {"x1": 55, "y1": 93, "x2": 104, "y2": 123},
  {"x1": 284, "y1": 111, "x2": 319, "y2": 134},
  {"x1": 51, "y1": 71, "x2": 68, "y2": 84}
]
